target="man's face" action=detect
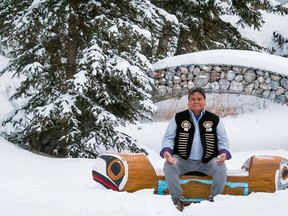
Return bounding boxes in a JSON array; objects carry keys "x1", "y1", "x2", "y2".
[{"x1": 188, "y1": 92, "x2": 206, "y2": 115}]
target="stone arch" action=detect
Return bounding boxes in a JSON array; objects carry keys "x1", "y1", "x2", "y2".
[{"x1": 150, "y1": 50, "x2": 288, "y2": 104}]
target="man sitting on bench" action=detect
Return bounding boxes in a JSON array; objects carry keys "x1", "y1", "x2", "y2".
[{"x1": 160, "y1": 87, "x2": 232, "y2": 211}]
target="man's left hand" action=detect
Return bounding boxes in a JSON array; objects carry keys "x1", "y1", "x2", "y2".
[{"x1": 216, "y1": 153, "x2": 227, "y2": 165}]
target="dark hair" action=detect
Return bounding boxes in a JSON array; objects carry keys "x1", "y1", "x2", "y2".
[{"x1": 188, "y1": 87, "x2": 206, "y2": 100}]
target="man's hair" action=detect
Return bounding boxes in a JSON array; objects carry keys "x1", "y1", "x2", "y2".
[{"x1": 188, "y1": 87, "x2": 206, "y2": 100}]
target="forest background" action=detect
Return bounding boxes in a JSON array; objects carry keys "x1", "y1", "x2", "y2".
[{"x1": 0, "y1": 0, "x2": 288, "y2": 158}]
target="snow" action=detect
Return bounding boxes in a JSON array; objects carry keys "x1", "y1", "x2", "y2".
[
  {"x1": 235, "y1": 11, "x2": 288, "y2": 49},
  {"x1": 153, "y1": 49, "x2": 288, "y2": 76},
  {"x1": 1, "y1": 99, "x2": 288, "y2": 216},
  {"x1": 1, "y1": 6, "x2": 288, "y2": 216}
]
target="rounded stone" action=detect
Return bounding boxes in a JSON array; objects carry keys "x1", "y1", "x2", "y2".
[{"x1": 244, "y1": 70, "x2": 257, "y2": 82}]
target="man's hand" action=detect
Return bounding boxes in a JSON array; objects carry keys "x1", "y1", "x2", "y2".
[
  {"x1": 163, "y1": 151, "x2": 176, "y2": 164},
  {"x1": 216, "y1": 153, "x2": 227, "y2": 165}
]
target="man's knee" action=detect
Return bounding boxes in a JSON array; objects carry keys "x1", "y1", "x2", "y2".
[
  {"x1": 213, "y1": 164, "x2": 227, "y2": 180},
  {"x1": 164, "y1": 161, "x2": 178, "y2": 174},
  {"x1": 208, "y1": 159, "x2": 227, "y2": 177}
]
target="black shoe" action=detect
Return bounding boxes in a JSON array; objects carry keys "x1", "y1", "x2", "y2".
[
  {"x1": 173, "y1": 198, "x2": 184, "y2": 212},
  {"x1": 207, "y1": 195, "x2": 214, "y2": 202}
]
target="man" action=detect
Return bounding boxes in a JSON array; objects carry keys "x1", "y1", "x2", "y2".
[{"x1": 160, "y1": 87, "x2": 231, "y2": 211}]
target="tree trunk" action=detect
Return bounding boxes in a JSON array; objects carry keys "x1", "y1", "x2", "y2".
[{"x1": 66, "y1": 13, "x2": 78, "y2": 80}]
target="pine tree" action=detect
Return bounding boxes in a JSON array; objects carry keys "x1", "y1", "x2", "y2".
[
  {"x1": 269, "y1": 31, "x2": 288, "y2": 57},
  {"x1": 152, "y1": 0, "x2": 288, "y2": 54},
  {"x1": 0, "y1": 0, "x2": 179, "y2": 157}
]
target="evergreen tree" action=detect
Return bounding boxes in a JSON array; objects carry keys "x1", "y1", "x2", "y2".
[
  {"x1": 152, "y1": 0, "x2": 288, "y2": 54},
  {"x1": 0, "y1": 0, "x2": 179, "y2": 157},
  {"x1": 269, "y1": 31, "x2": 288, "y2": 57}
]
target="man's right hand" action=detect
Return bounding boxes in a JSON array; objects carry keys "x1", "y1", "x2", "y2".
[{"x1": 163, "y1": 151, "x2": 176, "y2": 164}]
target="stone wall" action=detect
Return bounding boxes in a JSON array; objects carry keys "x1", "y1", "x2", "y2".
[{"x1": 149, "y1": 64, "x2": 288, "y2": 104}]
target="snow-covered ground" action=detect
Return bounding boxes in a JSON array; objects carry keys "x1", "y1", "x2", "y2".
[{"x1": 1, "y1": 103, "x2": 288, "y2": 216}]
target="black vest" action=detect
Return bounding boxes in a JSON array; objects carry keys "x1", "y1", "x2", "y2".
[{"x1": 173, "y1": 109, "x2": 219, "y2": 163}]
